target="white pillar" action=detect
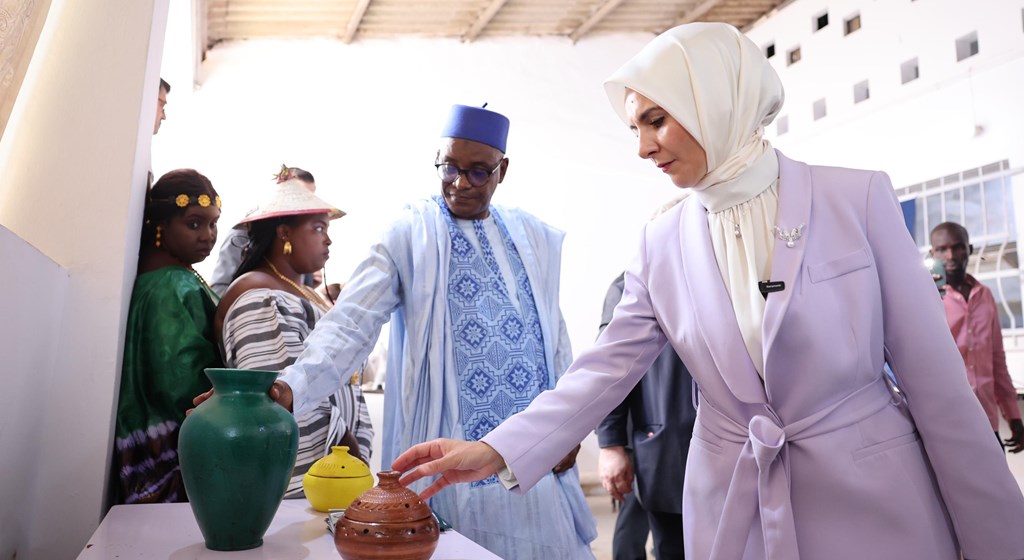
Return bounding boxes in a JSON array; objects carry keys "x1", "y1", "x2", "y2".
[{"x1": 0, "y1": 0, "x2": 168, "y2": 557}]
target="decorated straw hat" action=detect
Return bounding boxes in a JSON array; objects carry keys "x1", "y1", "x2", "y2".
[{"x1": 234, "y1": 178, "x2": 346, "y2": 228}]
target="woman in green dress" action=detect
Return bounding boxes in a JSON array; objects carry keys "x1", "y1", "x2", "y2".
[{"x1": 112, "y1": 169, "x2": 223, "y2": 504}]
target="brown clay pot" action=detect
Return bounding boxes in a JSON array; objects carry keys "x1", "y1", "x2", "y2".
[{"x1": 334, "y1": 470, "x2": 440, "y2": 560}]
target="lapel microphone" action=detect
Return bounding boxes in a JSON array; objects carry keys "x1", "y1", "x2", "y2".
[{"x1": 758, "y1": 281, "x2": 785, "y2": 300}]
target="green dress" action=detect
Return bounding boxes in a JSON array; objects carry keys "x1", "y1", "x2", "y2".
[{"x1": 113, "y1": 267, "x2": 222, "y2": 504}]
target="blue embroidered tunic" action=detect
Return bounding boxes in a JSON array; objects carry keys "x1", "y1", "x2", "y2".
[{"x1": 439, "y1": 198, "x2": 548, "y2": 488}]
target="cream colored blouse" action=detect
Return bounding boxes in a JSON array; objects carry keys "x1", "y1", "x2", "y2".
[{"x1": 693, "y1": 151, "x2": 780, "y2": 378}]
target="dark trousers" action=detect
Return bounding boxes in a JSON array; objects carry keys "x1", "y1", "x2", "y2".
[{"x1": 612, "y1": 492, "x2": 684, "y2": 560}]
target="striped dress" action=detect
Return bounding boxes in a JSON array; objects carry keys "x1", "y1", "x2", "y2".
[{"x1": 222, "y1": 288, "x2": 373, "y2": 498}]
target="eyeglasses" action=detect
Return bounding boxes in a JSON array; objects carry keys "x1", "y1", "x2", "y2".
[{"x1": 435, "y1": 160, "x2": 503, "y2": 188}]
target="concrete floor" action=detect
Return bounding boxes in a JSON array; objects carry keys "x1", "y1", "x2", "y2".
[{"x1": 588, "y1": 493, "x2": 651, "y2": 560}]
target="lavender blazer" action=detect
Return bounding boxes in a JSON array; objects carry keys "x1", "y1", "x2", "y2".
[{"x1": 482, "y1": 152, "x2": 1024, "y2": 559}]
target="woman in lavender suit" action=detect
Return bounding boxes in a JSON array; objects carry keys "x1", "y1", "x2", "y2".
[{"x1": 395, "y1": 23, "x2": 1024, "y2": 560}]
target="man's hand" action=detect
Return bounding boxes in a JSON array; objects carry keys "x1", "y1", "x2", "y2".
[
  {"x1": 551, "y1": 444, "x2": 582, "y2": 475},
  {"x1": 1004, "y1": 418, "x2": 1024, "y2": 453},
  {"x1": 392, "y1": 439, "x2": 505, "y2": 500},
  {"x1": 269, "y1": 380, "x2": 294, "y2": 412},
  {"x1": 187, "y1": 380, "x2": 294, "y2": 415},
  {"x1": 598, "y1": 446, "x2": 634, "y2": 501},
  {"x1": 187, "y1": 388, "x2": 215, "y2": 415}
]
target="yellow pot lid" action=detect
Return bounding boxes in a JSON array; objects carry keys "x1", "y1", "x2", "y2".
[{"x1": 307, "y1": 446, "x2": 371, "y2": 478}]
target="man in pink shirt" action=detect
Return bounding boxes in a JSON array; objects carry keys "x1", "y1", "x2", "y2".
[{"x1": 931, "y1": 221, "x2": 1024, "y2": 452}]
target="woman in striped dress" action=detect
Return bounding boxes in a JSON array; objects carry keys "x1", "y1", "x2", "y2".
[{"x1": 214, "y1": 178, "x2": 373, "y2": 498}]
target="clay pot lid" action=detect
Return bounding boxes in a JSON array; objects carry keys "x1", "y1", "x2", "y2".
[
  {"x1": 343, "y1": 471, "x2": 433, "y2": 524},
  {"x1": 307, "y1": 446, "x2": 371, "y2": 479}
]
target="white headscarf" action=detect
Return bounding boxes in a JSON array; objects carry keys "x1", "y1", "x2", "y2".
[
  {"x1": 605, "y1": 23, "x2": 788, "y2": 378},
  {"x1": 604, "y1": 22, "x2": 784, "y2": 195}
]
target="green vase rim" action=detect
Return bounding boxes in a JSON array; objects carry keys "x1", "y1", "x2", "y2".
[{"x1": 203, "y1": 368, "x2": 279, "y2": 393}]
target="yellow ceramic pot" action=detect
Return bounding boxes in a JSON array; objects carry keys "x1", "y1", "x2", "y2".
[{"x1": 302, "y1": 446, "x2": 373, "y2": 512}]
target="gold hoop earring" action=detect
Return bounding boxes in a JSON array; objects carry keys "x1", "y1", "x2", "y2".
[
  {"x1": 283, "y1": 241, "x2": 292, "y2": 255},
  {"x1": 155, "y1": 225, "x2": 162, "y2": 248}
]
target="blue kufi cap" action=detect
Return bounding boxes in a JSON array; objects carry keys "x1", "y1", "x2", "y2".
[{"x1": 440, "y1": 104, "x2": 510, "y2": 153}]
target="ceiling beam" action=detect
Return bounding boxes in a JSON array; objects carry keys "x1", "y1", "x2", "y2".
[
  {"x1": 342, "y1": 0, "x2": 373, "y2": 43},
  {"x1": 674, "y1": 0, "x2": 724, "y2": 26},
  {"x1": 569, "y1": 0, "x2": 628, "y2": 43},
  {"x1": 463, "y1": 0, "x2": 510, "y2": 42}
]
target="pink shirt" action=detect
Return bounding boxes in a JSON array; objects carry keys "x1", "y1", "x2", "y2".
[{"x1": 942, "y1": 275, "x2": 1021, "y2": 430}]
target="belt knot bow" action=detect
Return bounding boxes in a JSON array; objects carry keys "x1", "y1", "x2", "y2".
[{"x1": 706, "y1": 376, "x2": 894, "y2": 560}]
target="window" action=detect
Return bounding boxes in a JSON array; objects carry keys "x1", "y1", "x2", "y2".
[
  {"x1": 853, "y1": 80, "x2": 870, "y2": 103},
  {"x1": 813, "y1": 98, "x2": 827, "y2": 120},
  {"x1": 844, "y1": 13, "x2": 861, "y2": 35},
  {"x1": 788, "y1": 46, "x2": 801, "y2": 66},
  {"x1": 776, "y1": 115, "x2": 789, "y2": 135},
  {"x1": 765, "y1": 43, "x2": 776, "y2": 58},
  {"x1": 814, "y1": 11, "x2": 829, "y2": 31},
  {"x1": 956, "y1": 31, "x2": 979, "y2": 61},
  {"x1": 901, "y1": 57, "x2": 919, "y2": 84},
  {"x1": 906, "y1": 161, "x2": 1022, "y2": 330}
]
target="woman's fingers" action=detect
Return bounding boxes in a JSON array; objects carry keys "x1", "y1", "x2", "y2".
[
  {"x1": 392, "y1": 439, "x2": 505, "y2": 498},
  {"x1": 392, "y1": 440, "x2": 444, "y2": 474}
]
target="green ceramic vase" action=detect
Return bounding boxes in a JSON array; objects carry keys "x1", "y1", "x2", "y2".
[{"x1": 178, "y1": 368, "x2": 299, "y2": 551}]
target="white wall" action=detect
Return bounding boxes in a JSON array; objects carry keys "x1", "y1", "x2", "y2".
[
  {"x1": 0, "y1": 0, "x2": 168, "y2": 558},
  {"x1": 154, "y1": 33, "x2": 680, "y2": 360},
  {"x1": 0, "y1": 226, "x2": 68, "y2": 556},
  {"x1": 746, "y1": 0, "x2": 1024, "y2": 186}
]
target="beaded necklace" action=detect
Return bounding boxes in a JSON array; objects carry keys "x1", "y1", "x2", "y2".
[
  {"x1": 264, "y1": 259, "x2": 331, "y2": 314},
  {"x1": 188, "y1": 267, "x2": 217, "y2": 297}
]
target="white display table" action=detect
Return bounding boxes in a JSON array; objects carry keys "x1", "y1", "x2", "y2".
[{"x1": 78, "y1": 500, "x2": 502, "y2": 559}]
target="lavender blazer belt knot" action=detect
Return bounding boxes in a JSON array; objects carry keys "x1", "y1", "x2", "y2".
[{"x1": 705, "y1": 376, "x2": 894, "y2": 560}]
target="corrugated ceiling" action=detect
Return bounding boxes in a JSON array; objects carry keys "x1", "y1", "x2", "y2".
[{"x1": 207, "y1": 0, "x2": 789, "y2": 44}]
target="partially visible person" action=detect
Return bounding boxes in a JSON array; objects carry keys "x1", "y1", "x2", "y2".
[
  {"x1": 113, "y1": 169, "x2": 223, "y2": 504},
  {"x1": 307, "y1": 269, "x2": 325, "y2": 290},
  {"x1": 930, "y1": 221, "x2": 1024, "y2": 453},
  {"x1": 214, "y1": 179, "x2": 373, "y2": 498},
  {"x1": 209, "y1": 165, "x2": 318, "y2": 296},
  {"x1": 153, "y1": 78, "x2": 170, "y2": 135},
  {"x1": 317, "y1": 281, "x2": 343, "y2": 307},
  {"x1": 394, "y1": 23, "x2": 1024, "y2": 560},
  {"x1": 596, "y1": 272, "x2": 693, "y2": 560},
  {"x1": 147, "y1": 78, "x2": 172, "y2": 189}
]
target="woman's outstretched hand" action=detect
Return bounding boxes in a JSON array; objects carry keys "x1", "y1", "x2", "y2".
[
  {"x1": 186, "y1": 380, "x2": 294, "y2": 415},
  {"x1": 392, "y1": 439, "x2": 506, "y2": 500}
]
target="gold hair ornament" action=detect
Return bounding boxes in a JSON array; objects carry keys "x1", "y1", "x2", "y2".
[{"x1": 172, "y1": 194, "x2": 222, "y2": 208}]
